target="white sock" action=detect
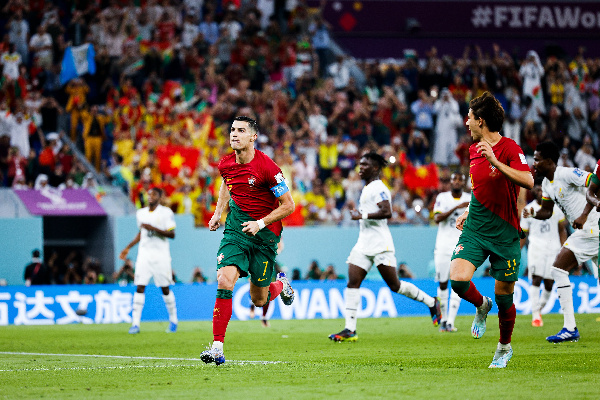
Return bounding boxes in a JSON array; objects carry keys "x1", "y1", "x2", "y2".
[
  {"x1": 398, "y1": 281, "x2": 435, "y2": 307},
  {"x1": 132, "y1": 292, "x2": 145, "y2": 327},
  {"x1": 497, "y1": 342, "x2": 511, "y2": 351},
  {"x1": 539, "y1": 288, "x2": 552, "y2": 311},
  {"x1": 438, "y1": 287, "x2": 449, "y2": 323},
  {"x1": 344, "y1": 288, "x2": 361, "y2": 332},
  {"x1": 163, "y1": 291, "x2": 178, "y2": 324},
  {"x1": 530, "y1": 285, "x2": 541, "y2": 315},
  {"x1": 212, "y1": 340, "x2": 223, "y2": 351},
  {"x1": 447, "y1": 290, "x2": 461, "y2": 326},
  {"x1": 551, "y1": 267, "x2": 576, "y2": 331}
]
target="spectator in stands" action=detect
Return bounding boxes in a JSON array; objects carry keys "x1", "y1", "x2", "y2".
[
  {"x1": 321, "y1": 264, "x2": 339, "y2": 280},
  {"x1": 24, "y1": 249, "x2": 51, "y2": 286},
  {"x1": 305, "y1": 260, "x2": 323, "y2": 280},
  {"x1": 29, "y1": 25, "x2": 53, "y2": 69},
  {"x1": 433, "y1": 88, "x2": 461, "y2": 165},
  {"x1": 411, "y1": 89, "x2": 435, "y2": 140},
  {"x1": 398, "y1": 262, "x2": 415, "y2": 279},
  {"x1": 81, "y1": 105, "x2": 109, "y2": 171},
  {"x1": 114, "y1": 259, "x2": 135, "y2": 285},
  {"x1": 191, "y1": 267, "x2": 207, "y2": 283},
  {"x1": 574, "y1": 136, "x2": 596, "y2": 172}
]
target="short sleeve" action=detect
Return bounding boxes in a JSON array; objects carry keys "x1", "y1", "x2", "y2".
[
  {"x1": 506, "y1": 141, "x2": 531, "y2": 172},
  {"x1": 433, "y1": 194, "x2": 446, "y2": 214},
  {"x1": 263, "y1": 157, "x2": 289, "y2": 198},
  {"x1": 541, "y1": 179, "x2": 551, "y2": 201},
  {"x1": 558, "y1": 167, "x2": 591, "y2": 187},
  {"x1": 520, "y1": 208, "x2": 530, "y2": 231},
  {"x1": 164, "y1": 208, "x2": 176, "y2": 231},
  {"x1": 136, "y1": 210, "x2": 142, "y2": 229},
  {"x1": 553, "y1": 206, "x2": 565, "y2": 222}
]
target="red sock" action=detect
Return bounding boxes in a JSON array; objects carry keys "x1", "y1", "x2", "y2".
[
  {"x1": 213, "y1": 298, "x2": 232, "y2": 343},
  {"x1": 460, "y1": 281, "x2": 484, "y2": 308},
  {"x1": 498, "y1": 304, "x2": 516, "y2": 344},
  {"x1": 262, "y1": 302, "x2": 269, "y2": 317},
  {"x1": 268, "y1": 281, "x2": 283, "y2": 301}
]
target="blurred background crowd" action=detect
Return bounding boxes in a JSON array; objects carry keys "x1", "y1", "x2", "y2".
[{"x1": 1, "y1": 0, "x2": 599, "y2": 231}]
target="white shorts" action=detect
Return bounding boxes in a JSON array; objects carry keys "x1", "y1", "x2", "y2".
[
  {"x1": 135, "y1": 254, "x2": 174, "y2": 287},
  {"x1": 564, "y1": 230, "x2": 599, "y2": 277},
  {"x1": 434, "y1": 250, "x2": 452, "y2": 282},
  {"x1": 527, "y1": 248, "x2": 559, "y2": 280},
  {"x1": 346, "y1": 247, "x2": 397, "y2": 272}
]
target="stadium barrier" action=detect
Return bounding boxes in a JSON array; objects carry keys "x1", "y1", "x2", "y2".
[{"x1": 1, "y1": 277, "x2": 598, "y2": 325}]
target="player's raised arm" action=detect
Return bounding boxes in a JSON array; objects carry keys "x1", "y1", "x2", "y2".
[
  {"x1": 477, "y1": 140, "x2": 533, "y2": 189},
  {"x1": 528, "y1": 197, "x2": 554, "y2": 220}
]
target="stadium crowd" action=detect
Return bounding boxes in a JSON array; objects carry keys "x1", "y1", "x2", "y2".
[{"x1": 1, "y1": 0, "x2": 600, "y2": 231}]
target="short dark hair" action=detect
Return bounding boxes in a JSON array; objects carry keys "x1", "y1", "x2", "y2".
[
  {"x1": 362, "y1": 152, "x2": 388, "y2": 169},
  {"x1": 149, "y1": 187, "x2": 163, "y2": 197},
  {"x1": 451, "y1": 171, "x2": 465, "y2": 181},
  {"x1": 32, "y1": 249, "x2": 40, "y2": 257},
  {"x1": 233, "y1": 116, "x2": 258, "y2": 134},
  {"x1": 469, "y1": 91, "x2": 505, "y2": 132},
  {"x1": 535, "y1": 141, "x2": 560, "y2": 164}
]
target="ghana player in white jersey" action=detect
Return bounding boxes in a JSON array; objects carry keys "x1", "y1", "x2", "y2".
[
  {"x1": 120, "y1": 187, "x2": 178, "y2": 334},
  {"x1": 433, "y1": 172, "x2": 470, "y2": 332},
  {"x1": 520, "y1": 182, "x2": 568, "y2": 327},
  {"x1": 530, "y1": 141, "x2": 600, "y2": 343},
  {"x1": 329, "y1": 153, "x2": 441, "y2": 342}
]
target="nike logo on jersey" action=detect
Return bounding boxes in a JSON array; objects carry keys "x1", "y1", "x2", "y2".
[
  {"x1": 257, "y1": 278, "x2": 266, "y2": 281},
  {"x1": 505, "y1": 271, "x2": 515, "y2": 276}
]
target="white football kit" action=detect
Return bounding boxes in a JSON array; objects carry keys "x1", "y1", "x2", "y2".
[
  {"x1": 433, "y1": 191, "x2": 470, "y2": 282},
  {"x1": 347, "y1": 180, "x2": 396, "y2": 271},
  {"x1": 135, "y1": 205, "x2": 176, "y2": 286},
  {"x1": 542, "y1": 167, "x2": 599, "y2": 276},
  {"x1": 520, "y1": 200, "x2": 565, "y2": 280}
]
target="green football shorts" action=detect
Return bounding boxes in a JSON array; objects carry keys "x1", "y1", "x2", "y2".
[
  {"x1": 450, "y1": 230, "x2": 521, "y2": 282},
  {"x1": 216, "y1": 233, "x2": 278, "y2": 287}
]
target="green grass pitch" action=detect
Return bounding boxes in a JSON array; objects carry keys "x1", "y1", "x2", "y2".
[{"x1": 1, "y1": 314, "x2": 598, "y2": 399}]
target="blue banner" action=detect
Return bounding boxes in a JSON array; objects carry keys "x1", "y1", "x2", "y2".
[{"x1": 1, "y1": 277, "x2": 598, "y2": 325}]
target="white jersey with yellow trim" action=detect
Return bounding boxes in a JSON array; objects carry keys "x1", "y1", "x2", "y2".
[
  {"x1": 541, "y1": 166, "x2": 599, "y2": 234},
  {"x1": 433, "y1": 191, "x2": 471, "y2": 254},
  {"x1": 520, "y1": 200, "x2": 564, "y2": 254},
  {"x1": 136, "y1": 204, "x2": 176, "y2": 257}
]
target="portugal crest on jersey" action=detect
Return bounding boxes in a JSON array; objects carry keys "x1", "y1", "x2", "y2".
[
  {"x1": 248, "y1": 177, "x2": 256, "y2": 186},
  {"x1": 454, "y1": 244, "x2": 464, "y2": 255}
]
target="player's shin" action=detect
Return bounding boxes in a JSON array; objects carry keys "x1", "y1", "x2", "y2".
[
  {"x1": 450, "y1": 280, "x2": 483, "y2": 307},
  {"x1": 163, "y1": 291, "x2": 178, "y2": 324},
  {"x1": 539, "y1": 288, "x2": 552, "y2": 311},
  {"x1": 213, "y1": 289, "x2": 233, "y2": 343},
  {"x1": 132, "y1": 292, "x2": 145, "y2": 327},
  {"x1": 447, "y1": 290, "x2": 461, "y2": 326},
  {"x1": 496, "y1": 293, "x2": 516, "y2": 344},
  {"x1": 268, "y1": 280, "x2": 283, "y2": 301},
  {"x1": 437, "y1": 287, "x2": 449, "y2": 322},
  {"x1": 344, "y1": 288, "x2": 361, "y2": 332},
  {"x1": 530, "y1": 284, "x2": 541, "y2": 316},
  {"x1": 551, "y1": 267, "x2": 576, "y2": 330},
  {"x1": 398, "y1": 281, "x2": 435, "y2": 307}
]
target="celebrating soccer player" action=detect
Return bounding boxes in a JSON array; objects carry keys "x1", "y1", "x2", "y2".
[
  {"x1": 201, "y1": 116, "x2": 295, "y2": 365},
  {"x1": 328, "y1": 152, "x2": 441, "y2": 343},
  {"x1": 120, "y1": 187, "x2": 179, "y2": 334},
  {"x1": 450, "y1": 92, "x2": 533, "y2": 368},
  {"x1": 530, "y1": 141, "x2": 599, "y2": 343}
]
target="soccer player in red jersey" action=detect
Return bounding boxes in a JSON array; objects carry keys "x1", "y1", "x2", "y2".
[
  {"x1": 450, "y1": 92, "x2": 533, "y2": 368},
  {"x1": 200, "y1": 116, "x2": 296, "y2": 365}
]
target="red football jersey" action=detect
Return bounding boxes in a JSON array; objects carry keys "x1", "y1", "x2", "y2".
[
  {"x1": 218, "y1": 150, "x2": 288, "y2": 237},
  {"x1": 466, "y1": 137, "x2": 530, "y2": 241}
]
